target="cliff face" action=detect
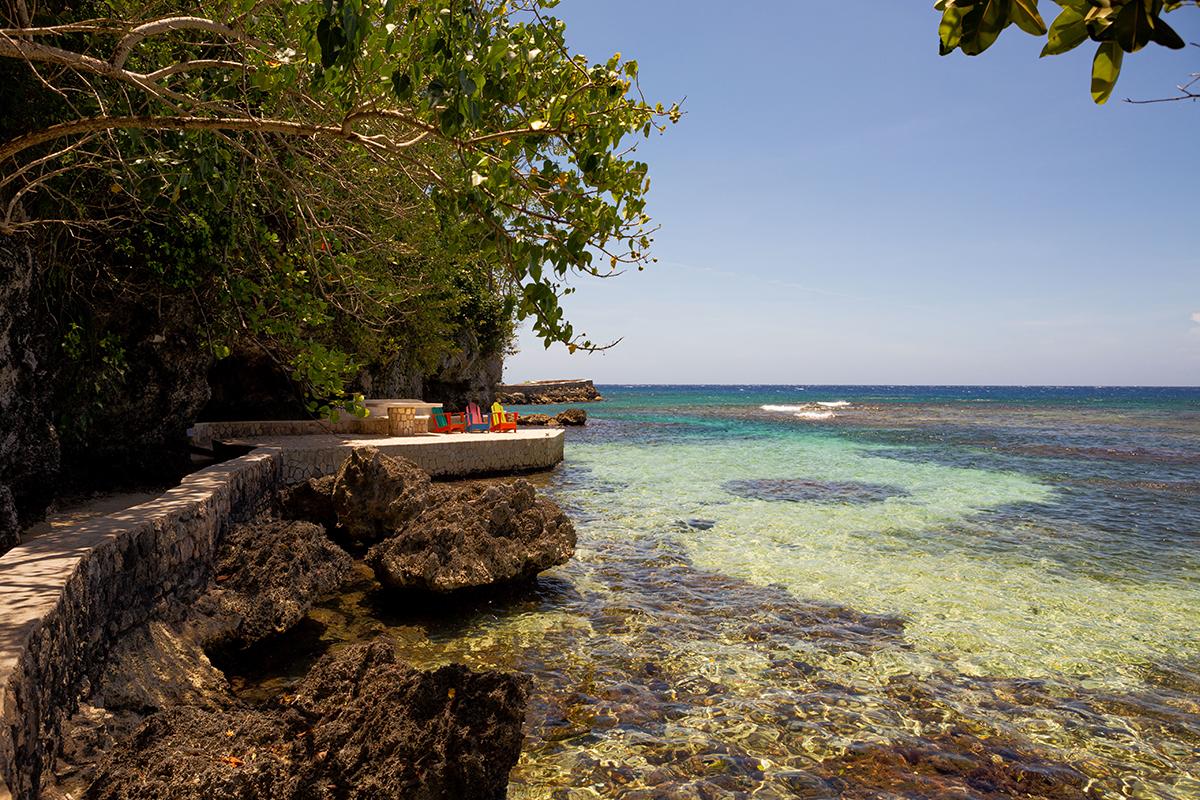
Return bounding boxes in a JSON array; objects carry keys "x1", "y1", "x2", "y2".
[
  {"x1": 0, "y1": 239, "x2": 213, "y2": 552},
  {"x1": 0, "y1": 238, "x2": 60, "y2": 548},
  {"x1": 361, "y1": 327, "x2": 504, "y2": 411}
]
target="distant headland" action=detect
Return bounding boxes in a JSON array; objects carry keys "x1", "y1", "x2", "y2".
[{"x1": 497, "y1": 379, "x2": 604, "y2": 404}]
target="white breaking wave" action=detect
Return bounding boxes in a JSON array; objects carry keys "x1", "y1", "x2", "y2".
[{"x1": 760, "y1": 403, "x2": 839, "y2": 420}]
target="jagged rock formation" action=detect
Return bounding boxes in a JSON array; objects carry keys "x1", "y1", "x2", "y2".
[
  {"x1": 81, "y1": 642, "x2": 529, "y2": 800},
  {"x1": 331, "y1": 447, "x2": 431, "y2": 546},
  {"x1": 518, "y1": 409, "x2": 587, "y2": 427},
  {"x1": 90, "y1": 620, "x2": 233, "y2": 714},
  {"x1": 279, "y1": 473, "x2": 337, "y2": 530},
  {"x1": 496, "y1": 379, "x2": 603, "y2": 404},
  {"x1": 189, "y1": 519, "x2": 354, "y2": 650},
  {"x1": 366, "y1": 478, "x2": 576, "y2": 592},
  {"x1": 275, "y1": 447, "x2": 576, "y2": 593}
]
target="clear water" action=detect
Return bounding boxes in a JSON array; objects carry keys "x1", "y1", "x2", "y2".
[{"x1": 229, "y1": 386, "x2": 1200, "y2": 799}]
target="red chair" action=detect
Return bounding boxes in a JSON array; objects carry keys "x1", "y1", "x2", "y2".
[{"x1": 429, "y1": 406, "x2": 465, "y2": 433}]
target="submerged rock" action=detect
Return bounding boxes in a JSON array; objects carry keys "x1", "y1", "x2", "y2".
[
  {"x1": 332, "y1": 446, "x2": 431, "y2": 545},
  {"x1": 554, "y1": 408, "x2": 587, "y2": 426},
  {"x1": 367, "y1": 479, "x2": 575, "y2": 592},
  {"x1": 279, "y1": 473, "x2": 337, "y2": 531},
  {"x1": 190, "y1": 519, "x2": 353, "y2": 650},
  {"x1": 722, "y1": 478, "x2": 909, "y2": 505},
  {"x1": 85, "y1": 641, "x2": 529, "y2": 800}
]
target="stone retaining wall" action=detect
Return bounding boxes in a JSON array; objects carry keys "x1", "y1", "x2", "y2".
[{"x1": 0, "y1": 430, "x2": 563, "y2": 799}]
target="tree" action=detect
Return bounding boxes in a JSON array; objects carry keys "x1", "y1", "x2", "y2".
[
  {"x1": 933, "y1": 0, "x2": 1194, "y2": 103},
  {"x1": 0, "y1": 0, "x2": 679, "y2": 410}
]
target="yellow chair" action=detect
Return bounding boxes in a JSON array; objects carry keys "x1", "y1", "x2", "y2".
[{"x1": 490, "y1": 401, "x2": 519, "y2": 432}]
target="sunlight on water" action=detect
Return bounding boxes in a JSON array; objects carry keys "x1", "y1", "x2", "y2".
[{"x1": 570, "y1": 437, "x2": 1200, "y2": 686}]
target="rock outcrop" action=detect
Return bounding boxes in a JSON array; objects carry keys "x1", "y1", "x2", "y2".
[
  {"x1": 189, "y1": 519, "x2": 354, "y2": 650},
  {"x1": 496, "y1": 379, "x2": 603, "y2": 404},
  {"x1": 366, "y1": 479, "x2": 576, "y2": 592},
  {"x1": 518, "y1": 409, "x2": 586, "y2": 427},
  {"x1": 279, "y1": 473, "x2": 337, "y2": 531},
  {"x1": 84, "y1": 642, "x2": 529, "y2": 800},
  {"x1": 554, "y1": 408, "x2": 587, "y2": 426},
  {"x1": 331, "y1": 447, "x2": 431, "y2": 546}
]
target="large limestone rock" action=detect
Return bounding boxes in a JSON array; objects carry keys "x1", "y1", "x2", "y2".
[
  {"x1": 366, "y1": 479, "x2": 575, "y2": 592},
  {"x1": 190, "y1": 519, "x2": 353, "y2": 650},
  {"x1": 554, "y1": 408, "x2": 587, "y2": 426},
  {"x1": 279, "y1": 473, "x2": 337, "y2": 531},
  {"x1": 332, "y1": 447, "x2": 431, "y2": 545},
  {"x1": 84, "y1": 642, "x2": 529, "y2": 800},
  {"x1": 289, "y1": 641, "x2": 529, "y2": 799},
  {"x1": 91, "y1": 620, "x2": 232, "y2": 714}
]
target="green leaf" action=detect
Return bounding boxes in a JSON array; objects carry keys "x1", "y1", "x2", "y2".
[
  {"x1": 1010, "y1": 0, "x2": 1048, "y2": 35},
  {"x1": 1149, "y1": 17, "x2": 1186, "y2": 49},
  {"x1": 1105, "y1": 0, "x2": 1155, "y2": 52},
  {"x1": 1041, "y1": 6, "x2": 1089, "y2": 55},
  {"x1": 960, "y1": 0, "x2": 1011, "y2": 55},
  {"x1": 1091, "y1": 40, "x2": 1123, "y2": 103},
  {"x1": 392, "y1": 71, "x2": 412, "y2": 99},
  {"x1": 939, "y1": 5, "x2": 967, "y2": 53}
]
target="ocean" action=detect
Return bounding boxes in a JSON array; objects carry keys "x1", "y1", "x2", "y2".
[{"x1": 236, "y1": 386, "x2": 1200, "y2": 798}]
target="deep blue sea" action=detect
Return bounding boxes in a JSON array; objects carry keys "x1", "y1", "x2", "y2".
[{"x1": 244, "y1": 386, "x2": 1200, "y2": 798}]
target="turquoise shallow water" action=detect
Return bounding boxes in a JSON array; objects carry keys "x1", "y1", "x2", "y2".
[{"x1": 230, "y1": 386, "x2": 1200, "y2": 798}]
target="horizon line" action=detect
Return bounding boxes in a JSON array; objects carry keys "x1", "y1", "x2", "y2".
[{"x1": 510, "y1": 382, "x2": 1200, "y2": 389}]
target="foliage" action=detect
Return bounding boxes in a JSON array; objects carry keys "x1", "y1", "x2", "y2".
[
  {"x1": 0, "y1": 0, "x2": 677, "y2": 413},
  {"x1": 934, "y1": 0, "x2": 1192, "y2": 103}
]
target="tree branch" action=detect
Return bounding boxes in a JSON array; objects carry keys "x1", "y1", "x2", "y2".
[
  {"x1": 111, "y1": 16, "x2": 256, "y2": 68},
  {"x1": 0, "y1": 115, "x2": 390, "y2": 164}
]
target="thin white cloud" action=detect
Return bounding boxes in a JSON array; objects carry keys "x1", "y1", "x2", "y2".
[{"x1": 1191, "y1": 311, "x2": 1200, "y2": 325}]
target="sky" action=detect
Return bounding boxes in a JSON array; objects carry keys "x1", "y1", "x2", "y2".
[{"x1": 503, "y1": 1, "x2": 1200, "y2": 386}]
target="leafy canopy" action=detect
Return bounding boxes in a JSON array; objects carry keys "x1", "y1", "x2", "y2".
[
  {"x1": 934, "y1": 0, "x2": 1191, "y2": 103},
  {"x1": 1, "y1": 0, "x2": 679, "y2": 410}
]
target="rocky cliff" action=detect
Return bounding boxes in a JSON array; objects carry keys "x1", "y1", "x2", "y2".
[
  {"x1": 361, "y1": 327, "x2": 504, "y2": 412},
  {"x1": 0, "y1": 237, "x2": 60, "y2": 549}
]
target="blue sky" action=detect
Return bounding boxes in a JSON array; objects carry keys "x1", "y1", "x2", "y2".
[{"x1": 504, "y1": 1, "x2": 1200, "y2": 386}]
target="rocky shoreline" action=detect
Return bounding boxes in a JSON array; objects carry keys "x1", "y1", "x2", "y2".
[
  {"x1": 496, "y1": 380, "x2": 603, "y2": 405},
  {"x1": 45, "y1": 447, "x2": 574, "y2": 799}
]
